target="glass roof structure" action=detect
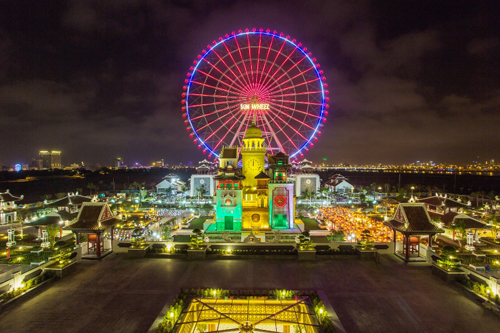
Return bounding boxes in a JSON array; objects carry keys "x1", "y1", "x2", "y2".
[{"x1": 173, "y1": 297, "x2": 320, "y2": 333}]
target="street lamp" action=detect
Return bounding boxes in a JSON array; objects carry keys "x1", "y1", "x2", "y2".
[{"x1": 411, "y1": 186, "x2": 415, "y2": 198}]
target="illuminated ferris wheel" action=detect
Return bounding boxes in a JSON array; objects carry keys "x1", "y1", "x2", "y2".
[{"x1": 182, "y1": 28, "x2": 329, "y2": 159}]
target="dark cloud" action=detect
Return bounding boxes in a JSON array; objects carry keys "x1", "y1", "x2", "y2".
[{"x1": 0, "y1": 0, "x2": 499, "y2": 166}]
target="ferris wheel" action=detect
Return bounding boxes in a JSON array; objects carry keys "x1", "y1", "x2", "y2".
[{"x1": 182, "y1": 28, "x2": 329, "y2": 159}]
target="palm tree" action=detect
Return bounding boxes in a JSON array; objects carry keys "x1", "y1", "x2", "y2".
[{"x1": 87, "y1": 182, "x2": 99, "y2": 195}]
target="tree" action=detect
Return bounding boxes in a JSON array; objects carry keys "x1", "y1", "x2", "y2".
[
  {"x1": 46, "y1": 224, "x2": 60, "y2": 248},
  {"x1": 55, "y1": 192, "x2": 66, "y2": 199},
  {"x1": 150, "y1": 182, "x2": 157, "y2": 191},
  {"x1": 450, "y1": 220, "x2": 467, "y2": 249},
  {"x1": 485, "y1": 215, "x2": 499, "y2": 239},
  {"x1": 162, "y1": 224, "x2": 173, "y2": 241},
  {"x1": 190, "y1": 229, "x2": 204, "y2": 249},
  {"x1": 384, "y1": 183, "x2": 390, "y2": 194},
  {"x1": 327, "y1": 230, "x2": 345, "y2": 242},
  {"x1": 76, "y1": 188, "x2": 83, "y2": 195},
  {"x1": 87, "y1": 182, "x2": 99, "y2": 195},
  {"x1": 201, "y1": 203, "x2": 213, "y2": 215},
  {"x1": 120, "y1": 200, "x2": 132, "y2": 212}
]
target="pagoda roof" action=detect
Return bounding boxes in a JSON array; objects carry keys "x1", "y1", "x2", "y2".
[
  {"x1": 66, "y1": 202, "x2": 121, "y2": 231},
  {"x1": 416, "y1": 196, "x2": 467, "y2": 208},
  {"x1": 431, "y1": 211, "x2": 488, "y2": 230},
  {"x1": 452, "y1": 214, "x2": 489, "y2": 229},
  {"x1": 384, "y1": 203, "x2": 443, "y2": 234},
  {"x1": 255, "y1": 171, "x2": 270, "y2": 179},
  {"x1": 44, "y1": 194, "x2": 93, "y2": 208},
  {"x1": 0, "y1": 190, "x2": 23, "y2": 202},
  {"x1": 429, "y1": 211, "x2": 458, "y2": 224}
]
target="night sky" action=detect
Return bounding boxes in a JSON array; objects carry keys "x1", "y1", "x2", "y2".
[{"x1": 0, "y1": 0, "x2": 499, "y2": 167}]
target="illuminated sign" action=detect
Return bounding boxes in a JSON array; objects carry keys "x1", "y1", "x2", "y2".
[
  {"x1": 240, "y1": 103, "x2": 270, "y2": 110},
  {"x1": 14, "y1": 164, "x2": 22, "y2": 172}
]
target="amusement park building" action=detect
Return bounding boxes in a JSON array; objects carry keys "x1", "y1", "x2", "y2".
[{"x1": 210, "y1": 122, "x2": 295, "y2": 231}]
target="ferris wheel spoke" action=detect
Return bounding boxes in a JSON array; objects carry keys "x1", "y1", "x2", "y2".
[
  {"x1": 233, "y1": 36, "x2": 253, "y2": 90},
  {"x1": 190, "y1": 102, "x2": 245, "y2": 121},
  {"x1": 196, "y1": 67, "x2": 247, "y2": 95},
  {"x1": 207, "y1": 110, "x2": 247, "y2": 150},
  {"x1": 257, "y1": 35, "x2": 275, "y2": 87},
  {"x1": 268, "y1": 76, "x2": 320, "y2": 95},
  {"x1": 190, "y1": 93, "x2": 242, "y2": 100},
  {"x1": 267, "y1": 102, "x2": 317, "y2": 131},
  {"x1": 189, "y1": 99, "x2": 242, "y2": 108},
  {"x1": 220, "y1": 41, "x2": 251, "y2": 90},
  {"x1": 211, "y1": 47, "x2": 250, "y2": 92},
  {"x1": 246, "y1": 33, "x2": 255, "y2": 88},
  {"x1": 228, "y1": 111, "x2": 251, "y2": 147},
  {"x1": 269, "y1": 90, "x2": 322, "y2": 98},
  {"x1": 195, "y1": 105, "x2": 240, "y2": 132},
  {"x1": 267, "y1": 108, "x2": 309, "y2": 143},
  {"x1": 259, "y1": 111, "x2": 286, "y2": 152},
  {"x1": 269, "y1": 98, "x2": 324, "y2": 107},
  {"x1": 260, "y1": 38, "x2": 287, "y2": 89},
  {"x1": 265, "y1": 54, "x2": 307, "y2": 92},
  {"x1": 260, "y1": 43, "x2": 299, "y2": 89},
  {"x1": 256, "y1": 110, "x2": 274, "y2": 154},
  {"x1": 190, "y1": 80, "x2": 245, "y2": 97},
  {"x1": 265, "y1": 112, "x2": 301, "y2": 152},
  {"x1": 266, "y1": 66, "x2": 316, "y2": 94},
  {"x1": 254, "y1": 33, "x2": 262, "y2": 89}
]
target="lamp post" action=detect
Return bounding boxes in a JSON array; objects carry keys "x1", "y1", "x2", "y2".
[{"x1": 411, "y1": 186, "x2": 415, "y2": 198}]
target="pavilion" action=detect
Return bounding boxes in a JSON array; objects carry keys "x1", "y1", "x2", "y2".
[
  {"x1": 43, "y1": 193, "x2": 94, "y2": 213},
  {"x1": 0, "y1": 190, "x2": 23, "y2": 224},
  {"x1": 384, "y1": 203, "x2": 443, "y2": 262},
  {"x1": 65, "y1": 202, "x2": 121, "y2": 259},
  {"x1": 416, "y1": 195, "x2": 468, "y2": 215},
  {"x1": 30, "y1": 210, "x2": 78, "y2": 239}
]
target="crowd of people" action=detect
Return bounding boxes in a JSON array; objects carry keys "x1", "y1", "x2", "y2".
[{"x1": 318, "y1": 207, "x2": 395, "y2": 243}]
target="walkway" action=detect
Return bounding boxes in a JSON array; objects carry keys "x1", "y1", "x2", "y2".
[{"x1": 0, "y1": 254, "x2": 498, "y2": 332}]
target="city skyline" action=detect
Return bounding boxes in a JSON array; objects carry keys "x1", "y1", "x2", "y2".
[{"x1": 0, "y1": 1, "x2": 499, "y2": 166}]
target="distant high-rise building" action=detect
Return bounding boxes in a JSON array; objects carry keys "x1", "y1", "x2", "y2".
[
  {"x1": 114, "y1": 158, "x2": 122, "y2": 168},
  {"x1": 39, "y1": 151, "x2": 62, "y2": 169}
]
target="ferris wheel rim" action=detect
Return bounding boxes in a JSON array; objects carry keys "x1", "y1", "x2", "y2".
[{"x1": 183, "y1": 30, "x2": 328, "y2": 159}]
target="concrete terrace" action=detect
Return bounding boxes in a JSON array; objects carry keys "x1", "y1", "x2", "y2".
[{"x1": 0, "y1": 254, "x2": 498, "y2": 333}]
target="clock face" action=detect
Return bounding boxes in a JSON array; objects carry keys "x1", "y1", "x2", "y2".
[
  {"x1": 246, "y1": 158, "x2": 262, "y2": 172},
  {"x1": 199, "y1": 179, "x2": 205, "y2": 184},
  {"x1": 275, "y1": 195, "x2": 287, "y2": 208},
  {"x1": 306, "y1": 179, "x2": 311, "y2": 184}
]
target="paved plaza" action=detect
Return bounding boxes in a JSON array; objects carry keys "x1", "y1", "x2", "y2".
[{"x1": 1, "y1": 254, "x2": 499, "y2": 332}]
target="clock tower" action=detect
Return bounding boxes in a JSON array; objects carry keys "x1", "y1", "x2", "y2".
[{"x1": 241, "y1": 121, "x2": 266, "y2": 188}]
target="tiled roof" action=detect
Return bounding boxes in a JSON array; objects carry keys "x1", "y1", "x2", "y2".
[
  {"x1": 384, "y1": 203, "x2": 443, "y2": 234},
  {"x1": 417, "y1": 196, "x2": 467, "y2": 208},
  {"x1": 452, "y1": 214, "x2": 489, "y2": 230},
  {"x1": 66, "y1": 203, "x2": 120, "y2": 231},
  {"x1": 44, "y1": 195, "x2": 92, "y2": 208},
  {"x1": 71, "y1": 195, "x2": 93, "y2": 205}
]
